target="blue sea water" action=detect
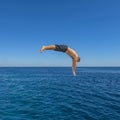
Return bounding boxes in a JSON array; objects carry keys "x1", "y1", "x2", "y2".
[{"x1": 0, "y1": 67, "x2": 120, "y2": 120}]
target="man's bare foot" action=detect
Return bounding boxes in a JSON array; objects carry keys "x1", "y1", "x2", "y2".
[{"x1": 40, "y1": 46, "x2": 45, "y2": 53}]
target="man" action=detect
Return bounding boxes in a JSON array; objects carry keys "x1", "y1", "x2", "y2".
[{"x1": 40, "y1": 44, "x2": 80, "y2": 76}]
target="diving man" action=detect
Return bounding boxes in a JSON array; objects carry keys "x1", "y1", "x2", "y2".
[{"x1": 40, "y1": 45, "x2": 80, "y2": 76}]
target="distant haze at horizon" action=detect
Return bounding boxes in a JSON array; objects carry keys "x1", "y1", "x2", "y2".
[{"x1": 0, "y1": 0, "x2": 120, "y2": 67}]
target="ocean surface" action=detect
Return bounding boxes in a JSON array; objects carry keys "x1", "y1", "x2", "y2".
[{"x1": 0, "y1": 67, "x2": 120, "y2": 120}]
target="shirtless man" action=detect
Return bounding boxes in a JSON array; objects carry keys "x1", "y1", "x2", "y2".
[{"x1": 40, "y1": 45, "x2": 80, "y2": 76}]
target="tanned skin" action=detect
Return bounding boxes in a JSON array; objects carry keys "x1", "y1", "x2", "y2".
[{"x1": 40, "y1": 45, "x2": 80, "y2": 76}]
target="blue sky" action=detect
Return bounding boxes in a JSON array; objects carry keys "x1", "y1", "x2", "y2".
[{"x1": 0, "y1": 0, "x2": 120, "y2": 67}]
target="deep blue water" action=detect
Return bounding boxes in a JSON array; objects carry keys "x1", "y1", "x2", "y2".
[{"x1": 0, "y1": 67, "x2": 120, "y2": 120}]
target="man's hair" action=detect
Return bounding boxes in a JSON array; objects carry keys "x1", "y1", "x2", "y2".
[{"x1": 77, "y1": 57, "x2": 80, "y2": 62}]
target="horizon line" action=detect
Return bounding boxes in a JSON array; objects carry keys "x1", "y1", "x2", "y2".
[{"x1": 0, "y1": 66, "x2": 120, "y2": 67}]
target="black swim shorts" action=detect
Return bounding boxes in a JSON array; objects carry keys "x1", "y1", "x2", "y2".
[{"x1": 54, "y1": 45, "x2": 68, "y2": 52}]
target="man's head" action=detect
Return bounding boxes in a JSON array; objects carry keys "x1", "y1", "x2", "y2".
[{"x1": 77, "y1": 57, "x2": 80, "y2": 62}]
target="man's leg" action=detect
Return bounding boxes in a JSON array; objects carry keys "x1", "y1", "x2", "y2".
[{"x1": 40, "y1": 45, "x2": 56, "y2": 53}]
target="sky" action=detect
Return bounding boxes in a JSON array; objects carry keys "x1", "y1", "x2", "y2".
[{"x1": 0, "y1": 0, "x2": 120, "y2": 67}]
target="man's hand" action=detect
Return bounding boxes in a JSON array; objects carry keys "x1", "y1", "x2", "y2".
[{"x1": 73, "y1": 70, "x2": 76, "y2": 76}]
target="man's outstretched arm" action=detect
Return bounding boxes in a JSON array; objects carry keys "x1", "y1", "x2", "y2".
[{"x1": 72, "y1": 59, "x2": 77, "y2": 76}]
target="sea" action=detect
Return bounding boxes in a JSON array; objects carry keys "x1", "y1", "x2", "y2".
[{"x1": 0, "y1": 67, "x2": 120, "y2": 120}]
